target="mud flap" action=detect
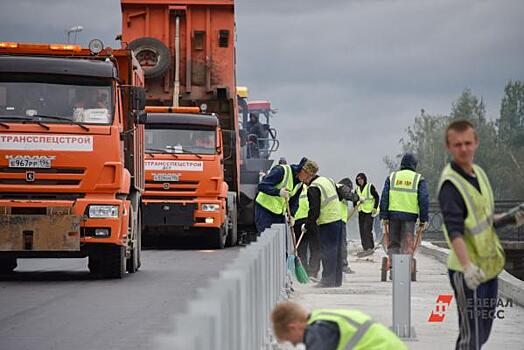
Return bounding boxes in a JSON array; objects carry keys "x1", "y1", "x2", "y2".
[{"x1": 0, "y1": 207, "x2": 81, "y2": 251}]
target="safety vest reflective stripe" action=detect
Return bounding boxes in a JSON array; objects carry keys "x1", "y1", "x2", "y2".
[
  {"x1": 388, "y1": 170, "x2": 421, "y2": 214},
  {"x1": 315, "y1": 311, "x2": 375, "y2": 350},
  {"x1": 356, "y1": 183, "x2": 374, "y2": 213},
  {"x1": 255, "y1": 164, "x2": 301, "y2": 215},
  {"x1": 316, "y1": 178, "x2": 339, "y2": 206},
  {"x1": 390, "y1": 172, "x2": 420, "y2": 193},
  {"x1": 310, "y1": 177, "x2": 342, "y2": 225},
  {"x1": 295, "y1": 185, "x2": 309, "y2": 220},
  {"x1": 445, "y1": 173, "x2": 492, "y2": 235}
]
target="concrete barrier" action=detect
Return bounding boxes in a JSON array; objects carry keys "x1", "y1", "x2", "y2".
[
  {"x1": 419, "y1": 241, "x2": 524, "y2": 307},
  {"x1": 156, "y1": 224, "x2": 288, "y2": 350}
]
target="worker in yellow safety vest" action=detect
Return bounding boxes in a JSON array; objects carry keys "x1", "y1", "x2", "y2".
[
  {"x1": 354, "y1": 173, "x2": 380, "y2": 257},
  {"x1": 437, "y1": 120, "x2": 524, "y2": 349},
  {"x1": 293, "y1": 184, "x2": 321, "y2": 279},
  {"x1": 271, "y1": 301, "x2": 407, "y2": 350},
  {"x1": 337, "y1": 178, "x2": 358, "y2": 274},
  {"x1": 379, "y1": 153, "x2": 429, "y2": 259},
  {"x1": 303, "y1": 173, "x2": 345, "y2": 287},
  {"x1": 255, "y1": 157, "x2": 318, "y2": 234}
]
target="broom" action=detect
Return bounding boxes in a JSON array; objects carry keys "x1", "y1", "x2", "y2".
[{"x1": 286, "y1": 200, "x2": 309, "y2": 284}]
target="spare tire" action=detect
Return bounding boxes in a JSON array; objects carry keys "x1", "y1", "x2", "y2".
[{"x1": 128, "y1": 37, "x2": 171, "y2": 79}]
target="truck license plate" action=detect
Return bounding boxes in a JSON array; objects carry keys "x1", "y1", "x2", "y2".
[
  {"x1": 8, "y1": 156, "x2": 53, "y2": 169},
  {"x1": 152, "y1": 173, "x2": 179, "y2": 182}
]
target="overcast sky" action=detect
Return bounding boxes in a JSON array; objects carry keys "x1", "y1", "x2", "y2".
[{"x1": 1, "y1": 0, "x2": 523, "y2": 188}]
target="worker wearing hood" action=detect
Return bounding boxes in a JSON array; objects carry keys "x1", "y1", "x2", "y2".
[{"x1": 379, "y1": 153, "x2": 429, "y2": 258}]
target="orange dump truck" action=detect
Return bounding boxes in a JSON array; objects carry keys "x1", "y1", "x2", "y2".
[
  {"x1": 121, "y1": 0, "x2": 240, "y2": 247},
  {"x1": 0, "y1": 42, "x2": 146, "y2": 277}
]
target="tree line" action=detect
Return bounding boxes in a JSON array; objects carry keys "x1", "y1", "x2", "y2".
[{"x1": 384, "y1": 81, "x2": 524, "y2": 200}]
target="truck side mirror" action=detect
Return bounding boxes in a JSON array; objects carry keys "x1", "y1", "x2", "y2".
[
  {"x1": 130, "y1": 86, "x2": 146, "y2": 111},
  {"x1": 135, "y1": 110, "x2": 147, "y2": 124}
]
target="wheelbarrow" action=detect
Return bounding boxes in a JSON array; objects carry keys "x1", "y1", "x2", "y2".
[{"x1": 380, "y1": 221, "x2": 425, "y2": 282}]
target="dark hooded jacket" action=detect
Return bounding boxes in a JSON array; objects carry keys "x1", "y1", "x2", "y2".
[
  {"x1": 379, "y1": 153, "x2": 429, "y2": 222},
  {"x1": 257, "y1": 157, "x2": 307, "y2": 215}
]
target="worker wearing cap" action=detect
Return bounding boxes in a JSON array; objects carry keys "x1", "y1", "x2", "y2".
[
  {"x1": 303, "y1": 170, "x2": 344, "y2": 287},
  {"x1": 379, "y1": 153, "x2": 429, "y2": 260},
  {"x1": 255, "y1": 157, "x2": 318, "y2": 234},
  {"x1": 271, "y1": 301, "x2": 407, "y2": 350}
]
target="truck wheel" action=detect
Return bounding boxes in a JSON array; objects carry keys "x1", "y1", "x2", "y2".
[
  {"x1": 210, "y1": 226, "x2": 226, "y2": 249},
  {"x1": 101, "y1": 245, "x2": 126, "y2": 279},
  {"x1": 225, "y1": 194, "x2": 238, "y2": 247},
  {"x1": 0, "y1": 258, "x2": 17, "y2": 273},
  {"x1": 126, "y1": 207, "x2": 141, "y2": 273},
  {"x1": 128, "y1": 37, "x2": 171, "y2": 79}
]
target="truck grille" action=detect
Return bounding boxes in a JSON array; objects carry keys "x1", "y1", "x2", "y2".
[
  {"x1": 0, "y1": 167, "x2": 85, "y2": 186},
  {"x1": 0, "y1": 193, "x2": 85, "y2": 200},
  {"x1": 145, "y1": 180, "x2": 199, "y2": 193}
]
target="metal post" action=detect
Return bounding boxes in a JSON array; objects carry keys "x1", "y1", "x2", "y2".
[{"x1": 392, "y1": 254, "x2": 416, "y2": 339}]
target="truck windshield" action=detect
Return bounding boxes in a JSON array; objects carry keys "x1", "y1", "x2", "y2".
[
  {"x1": 145, "y1": 128, "x2": 216, "y2": 155},
  {"x1": 0, "y1": 81, "x2": 113, "y2": 125}
]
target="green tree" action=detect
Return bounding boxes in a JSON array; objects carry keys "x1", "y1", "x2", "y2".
[{"x1": 497, "y1": 81, "x2": 524, "y2": 198}]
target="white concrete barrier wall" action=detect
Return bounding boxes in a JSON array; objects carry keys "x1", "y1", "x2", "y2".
[{"x1": 156, "y1": 224, "x2": 288, "y2": 350}]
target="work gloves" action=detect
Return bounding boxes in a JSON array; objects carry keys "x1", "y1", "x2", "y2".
[
  {"x1": 288, "y1": 216, "x2": 295, "y2": 227},
  {"x1": 418, "y1": 222, "x2": 427, "y2": 229},
  {"x1": 301, "y1": 224, "x2": 307, "y2": 234},
  {"x1": 279, "y1": 188, "x2": 290, "y2": 199},
  {"x1": 371, "y1": 208, "x2": 379, "y2": 217},
  {"x1": 463, "y1": 263, "x2": 485, "y2": 290}
]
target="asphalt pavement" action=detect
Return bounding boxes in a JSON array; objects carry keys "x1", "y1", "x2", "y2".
[{"x1": 0, "y1": 243, "x2": 240, "y2": 350}]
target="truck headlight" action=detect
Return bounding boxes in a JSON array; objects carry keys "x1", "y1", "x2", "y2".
[
  {"x1": 88, "y1": 205, "x2": 119, "y2": 218},
  {"x1": 202, "y1": 203, "x2": 220, "y2": 212}
]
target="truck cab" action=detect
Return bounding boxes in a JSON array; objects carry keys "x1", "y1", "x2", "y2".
[
  {"x1": 0, "y1": 42, "x2": 146, "y2": 278},
  {"x1": 141, "y1": 109, "x2": 236, "y2": 248}
]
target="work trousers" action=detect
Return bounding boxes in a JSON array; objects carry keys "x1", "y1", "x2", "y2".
[
  {"x1": 387, "y1": 218, "x2": 415, "y2": 257},
  {"x1": 449, "y1": 271, "x2": 498, "y2": 350},
  {"x1": 293, "y1": 218, "x2": 321, "y2": 278},
  {"x1": 341, "y1": 223, "x2": 349, "y2": 269},
  {"x1": 358, "y1": 211, "x2": 375, "y2": 250},
  {"x1": 318, "y1": 220, "x2": 343, "y2": 287},
  {"x1": 255, "y1": 203, "x2": 285, "y2": 234}
]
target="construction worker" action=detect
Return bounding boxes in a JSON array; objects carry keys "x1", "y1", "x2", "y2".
[
  {"x1": 338, "y1": 178, "x2": 357, "y2": 274},
  {"x1": 438, "y1": 120, "x2": 511, "y2": 349},
  {"x1": 379, "y1": 153, "x2": 429, "y2": 260},
  {"x1": 355, "y1": 173, "x2": 380, "y2": 257},
  {"x1": 271, "y1": 301, "x2": 408, "y2": 350},
  {"x1": 255, "y1": 157, "x2": 318, "y2": 234},
  {"x1": 293, "y1": 184, "x2": 321, "y2": 279},
  {"x1": 303, "y1": 173, "x2": 344, "y2": 287}
]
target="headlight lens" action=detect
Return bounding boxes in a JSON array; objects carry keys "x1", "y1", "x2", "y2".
[
  {"x1": 88, "y1": 205, "x2": 119, "y2": 218},
  {"x1": 201, "y1": 203, "x2": 220, "y2": 212}
]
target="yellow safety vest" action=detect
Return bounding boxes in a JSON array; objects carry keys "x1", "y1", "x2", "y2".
[
  {"x1": 295, "y1": 185, "x2": 309, "y2": 220},
  {"x1": 388, "y1": 170, "x2": 421, "y2": 214},
  {"x1": 438, "y1": 164, "x2": 505, "y2": 280},
  {"x1": 308, "y1": 309, "x2": 408, "y2": 350},
  {"x1": 309, "y1": 176, "x2": 342, "y2": 225},
  {"x1": 255, "y1": 164, "x2": 302, "y2": 215},
  {"x1": 336, "y1": 184, "x2": 349, "y2": 223},
  {"x1": 356, "y1": 183, "x2": 375, "y2": 213}
]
